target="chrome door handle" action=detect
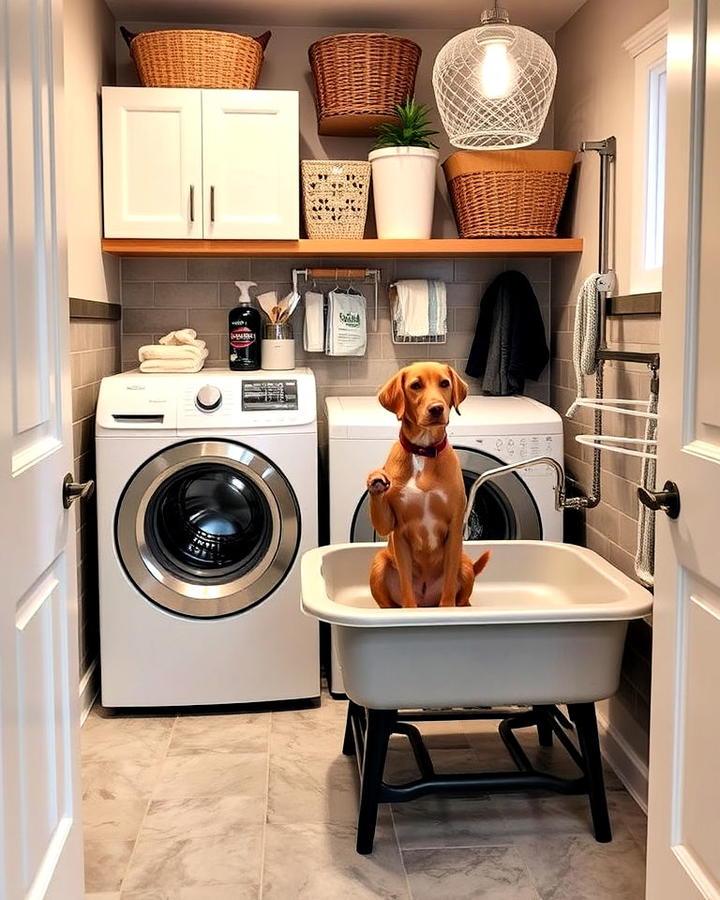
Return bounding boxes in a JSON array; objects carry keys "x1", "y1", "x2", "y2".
[
  {"x1": 638, "y1": 480, "x2": 680, "y2": 519},
  {"x1": 189, "y1": 184, "x2": 195, "y2": 223},
  {"x1": 63, "y1": 473, "x2": 95, "y2": 509},
  {"x1": 210, "y1": 185, "x2": 215, "y2": 223}
]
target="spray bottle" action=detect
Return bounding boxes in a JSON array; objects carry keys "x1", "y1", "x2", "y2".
[{"x1": 229, "y1": 281, "x2": 261, "y2": 371}]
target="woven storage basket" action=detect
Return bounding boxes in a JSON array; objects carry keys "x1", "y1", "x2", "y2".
[
  {"x1": 127, "y1": 29, "x2": 265, "y2": 89},
  {"x1": 443, "y1": 150, "x2": 576, "y2": 238},
  {"x1": 309, "y1": 33, "x2": 421, "y2": 136},
  {"x1": 301, "y1": 160, "x2": 371, "y2": 239}
]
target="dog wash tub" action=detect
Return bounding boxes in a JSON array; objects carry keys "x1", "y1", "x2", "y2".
[{"x1": 301, "y1": 541, "x2": 652, "y2": 710}]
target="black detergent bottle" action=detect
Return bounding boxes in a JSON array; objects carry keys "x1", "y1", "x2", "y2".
[{"x1": 229, "y1": 280, "x2": 261, "y2": 371}]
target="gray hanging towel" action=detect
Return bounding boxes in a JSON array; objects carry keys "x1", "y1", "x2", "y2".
[{"x1": 465, "y1": 270, "x2": 549, "y2": 396}]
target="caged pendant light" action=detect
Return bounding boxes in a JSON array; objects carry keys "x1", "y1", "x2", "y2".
[{"x1": 433, "y1": 3, "x2": 557, "y2": 150}]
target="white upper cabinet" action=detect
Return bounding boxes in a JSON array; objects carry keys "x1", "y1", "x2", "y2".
[
  {"x1": 202, "y1": 90, "x2": 299, "y2": 239},
  {"x1": 102, "y1": 88, "x2": 299, "y2": 240},
  {"x1": 102, "y1": 88, "x2": 203, "y2": 239}
]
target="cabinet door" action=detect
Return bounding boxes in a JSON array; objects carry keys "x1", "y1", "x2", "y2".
[
  {"x1": 202, "y1": 90, "x2": 299, "y2": 239},
  {"x1": 102, "y1": 87, "x2": 202, "y2": 239}
]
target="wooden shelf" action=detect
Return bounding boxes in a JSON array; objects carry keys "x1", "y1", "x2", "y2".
[{"x1": 101, "y1": 237, "x2": 583, "y2": 258}]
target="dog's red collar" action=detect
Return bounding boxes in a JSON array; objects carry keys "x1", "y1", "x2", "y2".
[{"x1": 398, "y1": 432, "x2": 449, "y2": 458}]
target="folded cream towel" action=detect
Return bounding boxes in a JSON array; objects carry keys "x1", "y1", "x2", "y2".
[
  {"x1": 138, "y1": 343, "x2": 207, "y2": 363},
  {"x1": 139, "y1": 355, "x2": 207, "y2": 374},
  {"x1": 159, "y1": 328, "x2": 203, "y2": 347},
  {"x1": 393, "y1": 280, "x2": 447, "y2": 338}
]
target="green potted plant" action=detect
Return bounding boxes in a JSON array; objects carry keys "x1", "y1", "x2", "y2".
[{"x1": 368, "y1": 97, "x2": 440, "y2": 239}]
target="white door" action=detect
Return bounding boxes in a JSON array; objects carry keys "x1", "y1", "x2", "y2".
[
  {"x1": 646, "y1": 0, "x2": 720, "y2": 896},
  {"x1": 0, "y1": 0, "x2": 84, "y2": 898},
  {"x1": 102, "y1": 87, "x2": 203, "y2": 239},
  {"x1": 202, "y1": 89, "x2": 299, "y2": 239}
]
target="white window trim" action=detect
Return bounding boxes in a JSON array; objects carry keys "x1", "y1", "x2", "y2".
[{"x1": 624, "y1": 11, "x2": 669, "y2": 294}]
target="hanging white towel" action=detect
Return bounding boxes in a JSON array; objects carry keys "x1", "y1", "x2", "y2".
[
  {"x1": 303, "y1": 290, "x2": 325, "y2": 352},
  {"x1": 325, "y1": 289, "x2": 367, "y2": 356},
  {"x1": 393, "y1": 280, "x2": 447, "y2": 338},
  {"x1": 566, "y1": 274, "x2": 601, "y2": 418}
]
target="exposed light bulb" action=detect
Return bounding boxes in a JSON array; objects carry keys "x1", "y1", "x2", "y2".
[{"x1": 479, "y1": 41, "x2": 513, "y2": 100}]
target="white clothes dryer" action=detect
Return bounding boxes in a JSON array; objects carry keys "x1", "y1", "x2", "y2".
[
  {"x1": 326, "y1": 394, "x2": 564, "y2": 694},
  {"x1": 96, "y1": 369, "x2": 319, "y2": 708}
]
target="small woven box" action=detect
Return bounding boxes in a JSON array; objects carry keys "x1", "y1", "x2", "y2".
[{"x1": 301, "y1": 160, "x2": 371, "y2": 239}]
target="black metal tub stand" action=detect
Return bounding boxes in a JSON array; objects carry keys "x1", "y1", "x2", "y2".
[{"x1": 342, "y1": 700, "x2": 612, "y2": 854}]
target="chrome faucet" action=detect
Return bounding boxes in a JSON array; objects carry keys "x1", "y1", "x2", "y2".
[{"x1": 462, "y1": 456, "x2": 569, "y2": 539}]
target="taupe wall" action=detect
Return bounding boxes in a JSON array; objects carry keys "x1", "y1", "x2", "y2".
[
  {"x1": 114, "y1": 21, "x2": 554, "y2": 239},
  {"x1": 64, "y1": 0, "x2": 120, "y2": 304},
  {"x1": 552, "y1": 0, "x2": 667, "y2": 776}
]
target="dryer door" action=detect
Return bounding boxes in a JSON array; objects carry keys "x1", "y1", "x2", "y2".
[
  {"x1": 350, "y1": 446, "x2": 542, "y2": 542},
  {"x1": 116, "y1": 440, "x2": 299, "y2": 617}
]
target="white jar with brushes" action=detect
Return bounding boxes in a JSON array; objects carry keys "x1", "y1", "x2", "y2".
[{"x1": 257, "y1": 290, "x2": 300, "y2": 370}]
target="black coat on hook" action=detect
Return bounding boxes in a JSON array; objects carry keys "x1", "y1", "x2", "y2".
[{"x1": 465, "y1": 270, "x2": 549, "y2": 396}]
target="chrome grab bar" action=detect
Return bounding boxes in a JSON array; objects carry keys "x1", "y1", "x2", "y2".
[{"x1": 463, "y1": 456, "x2": 567, "y2": 540}]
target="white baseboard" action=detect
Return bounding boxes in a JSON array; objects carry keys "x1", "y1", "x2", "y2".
[
  {"x1": 79, "y1": 659, "x2": 99, "y2": 725},
  {"x1": 597, "y1": 708, "x2": 649, "y2": 813}
]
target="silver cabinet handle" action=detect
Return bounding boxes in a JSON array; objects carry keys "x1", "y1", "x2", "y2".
[
  {"x1": 210, "y1": 185, "x2": 215, "y2": 223},
  {"x1": 189, "y1": 185, "x2": 195, "y2": 223},
  {"x1": 62, "y1": 473, "x2": 95, "y2": 509}
]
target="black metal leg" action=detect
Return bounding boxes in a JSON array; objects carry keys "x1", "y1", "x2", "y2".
[
  {"x1": 568, "y1": 703, "x2": 612, "y2": 843},
  {"x1": 534, "y1": 705, "x2": 554, "y2": 747},
  {"x1": 342, "y1": 703, "x2": 356, "y2": 756},
  {"x1": 356, "y1": 708, "x2": 396, "y2": 855}
]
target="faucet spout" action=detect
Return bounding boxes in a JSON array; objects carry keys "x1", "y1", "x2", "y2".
[{"x1": 463, "y1": 456, "x2": 566, "y2": 539}]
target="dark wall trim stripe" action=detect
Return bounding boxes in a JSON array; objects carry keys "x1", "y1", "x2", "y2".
[
  {"x1": 606, "y1": 292, "x2": 661, "y2": 317},
  {"x1": 69, "y1": 298, "x2": 121, "y2": 320}
]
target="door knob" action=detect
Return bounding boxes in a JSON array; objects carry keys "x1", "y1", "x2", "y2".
[
  {"x1": 638, "y1": 480, "x2": 680, "y2": 519},
  {"x1": 63, "y1": 473, "x2": 95, "y2": 509}
]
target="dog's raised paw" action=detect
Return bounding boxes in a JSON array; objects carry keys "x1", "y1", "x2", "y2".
[{"x1": 367, "y1": 470, "x2": 391, "y2": 495}]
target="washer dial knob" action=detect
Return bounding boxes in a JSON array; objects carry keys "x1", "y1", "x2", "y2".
[{"x1": 195, "y1": 384, "x2": 222, "y2": 412}]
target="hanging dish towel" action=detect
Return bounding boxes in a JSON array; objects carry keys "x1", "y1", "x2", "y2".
[
  {"x1": 325, "y1": 289, "x2": 367, "y2": 356},
  {"x1": 566, "y1": 273, "x2": 601, "y2": 418},
  {"x1": 393, "y1": 279, "x2": 447, "y2": 338},
  {"x1": 465, "y1": 271, "x2": 549, "y2": 395},
  {"x1": 303, "y1": 290, "x2": 325, "y2": 352}
]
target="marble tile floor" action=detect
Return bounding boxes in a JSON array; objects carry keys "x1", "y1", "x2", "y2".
[{"x1": 82, "y1": 691, "x2": 647, "y2": 899}]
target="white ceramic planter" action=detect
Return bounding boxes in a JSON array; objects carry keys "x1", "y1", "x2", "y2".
[{"x1": 368, "y1": 146, "x2": 439, "y2": 239}]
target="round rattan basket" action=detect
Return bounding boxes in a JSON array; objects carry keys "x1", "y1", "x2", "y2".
[
  {"x1": 127, "y1": 29, "x2": 265, "y2": 89},
  {"x1": 301, "y1": 160, "x2": 371, "y2": 239},
  {"x1": 443, "y1": 150, "x2": 576, "y2": 238},
  {"x1": 309, "y1": 33, "x2": 421, "y2": 136}
]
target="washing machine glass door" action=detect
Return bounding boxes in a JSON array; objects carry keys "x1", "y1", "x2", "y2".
[
  {"x1": 350, "y1": 446, "x2": 542, "y2": 542},
  {"x1": 116, "y1": 440, "x2": 299, "y2": 617}
]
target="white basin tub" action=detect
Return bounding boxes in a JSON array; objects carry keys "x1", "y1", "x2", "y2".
[{"x1": 301, "y1": 541, "x2": 652, "y2": 710}]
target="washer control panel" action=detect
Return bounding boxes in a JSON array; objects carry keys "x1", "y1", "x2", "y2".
[
  {"x1": 473, "y1": 433, "x2": 562, "y2": 472},
  {"x1": 242, "y1": 380, "x2": 298, "y2": 411}
]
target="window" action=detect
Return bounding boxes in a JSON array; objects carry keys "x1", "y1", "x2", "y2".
[{"x1": 624, "y1": 11, "x2": 668, "y2": 293}]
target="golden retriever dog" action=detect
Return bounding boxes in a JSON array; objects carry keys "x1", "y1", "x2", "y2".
[{"x1": 366, "y1": 362, "x2": 490, "y2": 608}]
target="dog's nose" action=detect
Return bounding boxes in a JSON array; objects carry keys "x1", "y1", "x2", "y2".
[{"x1": 428, "y1": 403, "x2": 445, "y2": 417}]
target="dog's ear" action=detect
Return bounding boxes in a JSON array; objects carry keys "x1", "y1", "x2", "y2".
[
  {"x1": 378, "y1": 370, "x2": 405, "y2": 420},
  {"x1": 447, "y1": 366, "x2": 468, "y2": 414}
]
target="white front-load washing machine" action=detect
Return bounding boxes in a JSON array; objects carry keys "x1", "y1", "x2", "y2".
[
  {"x1": 326, "y1": 394, "x2": 564, "y2": 694},
  {"x1": 96, "y1": 369, "x2": 319, "y2": 707}
]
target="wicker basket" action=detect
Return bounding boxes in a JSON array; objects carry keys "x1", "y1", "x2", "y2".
[
  {"x1": 443, "y1": 150, "x2": 576, "y2": 238},
  {"x1": 301, "y1": 160, "x2": 371, "y2": 239},
  {"x1": 125, "y1": 29, "x2": 267, "y2": 89},
  {"x1": 309, "y1": 33, "x2": 421, "y2": 136}
]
